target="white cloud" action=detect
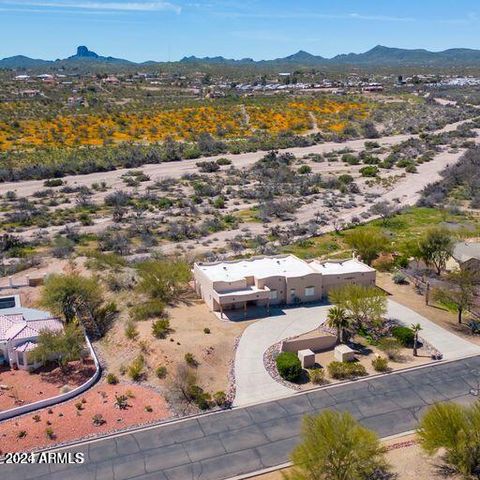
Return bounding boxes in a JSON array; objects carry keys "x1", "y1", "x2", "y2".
[{"x1": 0, "y1": 0, "x2": 181, "y2": 13}]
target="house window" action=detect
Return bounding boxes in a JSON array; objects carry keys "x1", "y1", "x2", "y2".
[
  {"x1": 17, "y1": 352, "x2": 24, "y2": 366},
  {"x1": 305, "y1": 286, "x2": 315, "y2": 297},
  {"x1": 290, "y1": 289, "x2": 296, "y2": 297},
  {"x1": 270, "y1": 290, "x2": 278, "y2": 300}
]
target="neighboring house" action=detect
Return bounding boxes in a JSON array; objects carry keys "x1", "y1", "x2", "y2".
[
  {"x1": 194, "y1": 255, "x2": 376, "y2": 317},
  {"x1": 452, "y1": 242, "x2": 480, "y2": 272},
  {"x1": 0, "y1": 295, "x2": 63, "y2": 370}
]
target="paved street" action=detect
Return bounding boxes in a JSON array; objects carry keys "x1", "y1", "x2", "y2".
[{"x1": 5, "y1": 355, "x2": 480, "y2": 480}]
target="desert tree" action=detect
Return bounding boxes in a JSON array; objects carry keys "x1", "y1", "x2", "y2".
[
  {"x1": 433, "y1": 269, "x2": 479, "y2": 324},
  {"x1": 418, "y1": 401, "x2": 480, "y2": 479},
  {"x1": 284, "y1": 410, "x2": 389, "y2": 480},
  {"x1": 329, "y1": 284, "x2": 387, "y2": 331},
  {"x1": 31, "y1": 323, "x2": 85, "y2": 371},
  {"x1": 344, "y1": 228, "x2": 389, "y2": 266},
  {"x1": 418, "y1": 228, "x2": 454, "y2": 275}
]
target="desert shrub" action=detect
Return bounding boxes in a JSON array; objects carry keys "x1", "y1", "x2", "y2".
[
  {"x1": 185, "y1": 352, "x2": 198, "y2": 367},
  {"x1": 45, "y1": 428, "x2": 55, "y2": 439},
  {"x1": 32, "y1": 415, "x2": 41, "y2": 422},
  {"x1": 378, "y1": 337, "x2": 402, "y2": 360},
  {"x1": 213, "y1": 197, "x2": 225, "y2": 209},
  {"x1": 298, "y1": 165, "x2": 312, "y2": 174},
  {"x1": 187, "y1": 384, "x2": 211, "y2": 410},
  {"x1": 17, "y1": 430, "x2": 27, "y2": 438},
  {"x1": 196, "y1": 160, "x2": 220, "y2": 173},
  {"x1": 308, "y1": 368, "x2": 325, "y2": 385},
  {"x1": 372, "y1": 356, "x2": 389, "y2": 372},
  {"x1": 144, "y1": 405, "x2": 153, "y2": 412},
  {"x1": 342, "y1": 154, "x2": 359, "y2": 165},
  {"x1": 127, "y1": 355, "x2": 145, "y2": 381},
  {"x1": 106, "y1": 373, "x2": 119, "y2": 385},
  {"x1": 327, "y1": 361, "x2": 367, "y2": 380},
  {"x1": 203, "y1": 327, "x2": 211, "y2": 334},
  {"x1": 216, "y1": 157, "x2": 232, "y2": 166},
  {"x1": 130, "y1": 300, "x2": 166, "y2": 321},
  {"x1": 152, "y1": 318, "x2": 171, "y2": 339},
  {"x1": 92, "y1": 414, "x2": 106, "y2": 426},
  {"x1": 391, "y1": 326, "x2": 415, "y2": 347},
  {"x1": 392, "y1": 271, "x2": 408, "y2": 284},
  {"x1": 114, "y1": 394, "x2": 129, "y2": 409},
  {"x1": 124, "y1": 321, "x2": 139, "y2": 340},
  {"x1": 43, "y1": 178, "x2": 64, "y2": 187},
  {"x1": 213, "y1": 391, "x2": 227, "y2": 407},
  {"x1": 276, "y1": 352, "x2": 302, "y2": 382},
  {"x1": 360, "y1": 166, "x2": 379, "y2": 177},
  {"x1": 155, "y1": 366, "x2": 168, "y2": 379}
]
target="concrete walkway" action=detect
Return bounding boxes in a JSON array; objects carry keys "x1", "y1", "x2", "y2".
[
  {"x1": 388, "y1": 300, "x2": 480, "y2": 360},
  {"x1": 233, "y1": 300, "x2": 480, "y2": 406}
]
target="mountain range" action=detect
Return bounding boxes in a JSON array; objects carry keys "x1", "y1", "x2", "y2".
[{"x1": 3, "y1": 45, "x2": 480, "y2": 70}]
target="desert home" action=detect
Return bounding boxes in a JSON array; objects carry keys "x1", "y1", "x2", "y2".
[
  {"x1": 194, "y1": 255, "x2": 376, "y2": 317},
  {"x1": 0, "y1": 295, "x2": 63, "y2": 370}
]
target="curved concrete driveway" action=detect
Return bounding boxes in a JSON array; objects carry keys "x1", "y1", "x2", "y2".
[
  {"x1": 234, "y1": 304, "x2": 331, "y2": 406},
  {"x1": 234, "y1": 300, "x2": 480, "y2": 406}
]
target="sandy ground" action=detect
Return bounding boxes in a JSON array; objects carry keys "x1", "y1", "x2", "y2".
[
  {"x1": 252, "y1": 434, "x2": 452, "y2": 480},
  {"x1": 0, "y1": 382, "x2": 170, "y2": 454},
  {"x1": 97, "y1": 300, "x2": 252, "y2": 395},
  {"x1": 158, "y1": 145, "x2": 469, "y2": 255},
  {"x1": 0, "y1": 360, "x2": 96, "y2": 412},
  {"x1": 377, "y1": 272, "x2": 480, "y2": 346}
]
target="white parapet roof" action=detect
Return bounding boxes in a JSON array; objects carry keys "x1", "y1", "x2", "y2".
[
  {"x1": 196, "y1": 255, "x2": 316, "y2": 282},
  {"x1": 196, "y1": 255, "x2": 374, "y2": 283},
  {"x1": 308, "y1": 258, "x2": 376, "y2": 275}
]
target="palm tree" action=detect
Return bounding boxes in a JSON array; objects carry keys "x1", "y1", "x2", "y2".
[
  {"x1": 284, "y1": 410, "x2": 389, "y2": 480},
  {"x1": 326, "y1": 306, "x2": 350, "y2": 344},
  {"x1": 411, "y1": 323, "x2": 422, "y2": 356}
]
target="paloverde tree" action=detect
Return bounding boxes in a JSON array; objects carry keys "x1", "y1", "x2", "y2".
[
  {"x1": 136, "y1": 258, "x2": 191, "y2": 303},
  {"x1": 31, "y1": 323, "x2": 85, "y2": 371},
  {"x1": 329, "y1": 284, "x2": 387, "y2": 331},
  {"x1": 326, "y1": 306, "x2": 350, "y2": 344},
  {"x1": 344, "y1": 228, "x2": 389, "y2": 266},
  {"x1": 40, "y1": 273, "x2": 115, "y2": 338},
  {"x1": 433, "y1": 269, "x2": 479, "y2": 324},
  {"x1": 418, "y1": 401, "x2": 480, "y2": 479},
  {"x1": 41, "y1": 273, "x2": 104, "y2": 323},
  {"x1": 284, "y1": 410, "x2": 389, "y2": 480},
  {"x1": 418, "y1": 228, "x2": 454, "y2": 275}
]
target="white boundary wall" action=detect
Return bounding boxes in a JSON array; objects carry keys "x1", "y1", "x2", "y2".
[{"x1": 0, "y1": 335, "x2": 101, "y2": 422}]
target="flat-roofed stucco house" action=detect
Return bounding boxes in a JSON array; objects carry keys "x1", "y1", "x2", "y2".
[
  {"x1": 0, "y1": 295, "x2": 63, "y2": 370},
  {"x1": 193, "y1": 255, "x2": 376, "y2": 317},
  {"x1": 452, "y1": 241, "x2": 480, "y2": 272}
]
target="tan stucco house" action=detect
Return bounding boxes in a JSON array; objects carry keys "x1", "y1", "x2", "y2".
[{"x1": 194, "y1": 255, "x2": 376, "y2": 317}]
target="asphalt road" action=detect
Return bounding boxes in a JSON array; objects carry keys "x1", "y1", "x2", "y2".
[{"x1": 5, "y1": 355, "x2": 480, "y2": 480}]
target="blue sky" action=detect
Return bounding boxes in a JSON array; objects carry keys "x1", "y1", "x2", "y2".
[{"x1": 1, "y1": 0, "x2": 480, "y2": 61}]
